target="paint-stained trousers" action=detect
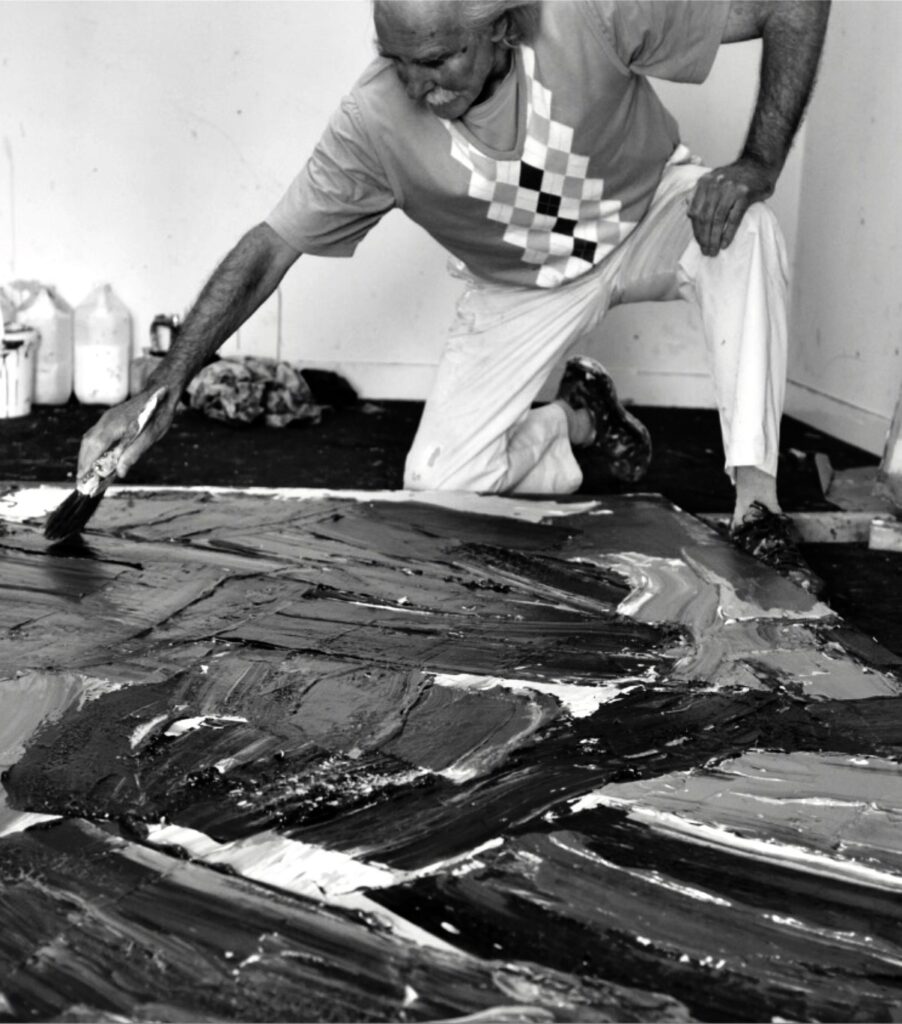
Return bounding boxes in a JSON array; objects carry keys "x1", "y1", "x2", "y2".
[{"x1": 403, "y1": 162, "x2": 789, "y2": 495}]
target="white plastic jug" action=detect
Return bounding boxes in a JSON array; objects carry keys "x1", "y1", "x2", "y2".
[
  {"x1": 19, "y1": 285, "x2": 74, "y2": 405},
  {"x1": 73, "y1": 284, "x2": 132, "y2": 405}
]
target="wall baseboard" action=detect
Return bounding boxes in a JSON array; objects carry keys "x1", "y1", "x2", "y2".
[
  {"x1": 301, "y1": 361, "x2": 438, "y2": 402},
  {"x1": 786, "y1": 381, "x2": 889, "y2": 457},
  {"x1": 302, "y1": 361, "x2": 890, "y2": 459},
  {"x1": 325, "y1": 360, "x2": 720, "y2": 408}
]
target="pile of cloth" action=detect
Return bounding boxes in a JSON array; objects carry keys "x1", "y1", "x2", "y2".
[{"x1": 187, "y1": 357, "x2": 327, "y2": 428}]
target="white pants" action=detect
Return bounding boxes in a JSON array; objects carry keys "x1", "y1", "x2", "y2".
[{"x1": 403, "y1": 162, "x2": 789, "y2": 495}]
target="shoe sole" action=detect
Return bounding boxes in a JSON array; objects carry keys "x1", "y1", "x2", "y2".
[{"x1": 563, "y1": 356, "x2": 652, "y2": 483}]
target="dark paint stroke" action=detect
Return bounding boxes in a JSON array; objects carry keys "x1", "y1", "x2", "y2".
[
  {"x1": 0, "y1": 819, "x2": 690, "y2": 1023},
  {"x1": 0, "y1": 491, "x2": 901, "y2": 1022}
]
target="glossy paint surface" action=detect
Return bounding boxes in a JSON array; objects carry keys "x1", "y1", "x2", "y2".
[{"x1": 1, "y1": 488, "x2": 901, "y2": 1022}]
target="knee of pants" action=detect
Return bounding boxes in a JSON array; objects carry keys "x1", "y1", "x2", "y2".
[
  {"x1": 727, "y1": 202, "x2": 787, "y2": 268},
  {"x1": 403, "y1": 444, "x2": 505, "y2": 493},
  {"x1": 682, "y1": 201, "x2": 788, "y2": 299}
]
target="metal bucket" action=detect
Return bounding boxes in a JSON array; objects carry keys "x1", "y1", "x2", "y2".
[{"x1": 0, "y1": 324, "x2": 38, "y2": 418}]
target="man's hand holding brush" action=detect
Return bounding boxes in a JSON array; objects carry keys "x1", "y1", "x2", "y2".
[
  {"x1": 76, "y1": 380, "x2": 182, "y2": 482},
  {"x1": 66, "y1": 222, "x2": 300, "y2": 534},
  {"x1": 45, "y1": 382, "x2": 175, "y2": 542}
]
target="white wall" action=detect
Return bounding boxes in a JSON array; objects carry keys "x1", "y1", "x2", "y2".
[
  {"x1": 1, "y1": 1, "x2": 800, "y2": 405},
  {"x1": 786, "y1": 0, "x2": 902, "y2": 456},
  {"x1": 0, "y1": 0, "x2": 452, "y2": 392}
]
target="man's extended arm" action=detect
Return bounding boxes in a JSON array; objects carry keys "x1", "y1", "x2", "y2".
[
  {"x1": 77, "y1": 223, "x2": 300, "y2": 478},
  {"x1": 688, "y1": 0, "x2": 831, "y2": 256}
]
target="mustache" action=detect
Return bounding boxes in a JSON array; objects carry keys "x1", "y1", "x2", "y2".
[{"x1": 425, "y1": 87, "x2": 459, "y2": 107}]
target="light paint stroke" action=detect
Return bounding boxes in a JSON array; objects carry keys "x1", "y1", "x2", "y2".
[
  {"x1": 0, "y1": 670, "x2": 127, "y2": 764},
  {"x1": 163, "y1": 714, "x2": 249, "y2": 738},
  {"x1": 569, "y1": 750, "x2": 902, "y2": 892},
  {"x1": 576, "y1": 550, "x2": 833, "y2": 624},
  {"x1": 144, "y1": 820, "x2": 505, "y2": 951},
  {"x1": 0, "y1": 806, "x2": 60, "y2": 838},
  {"x1": 572, "y1": 551, "x2": 890, "y2": 700},
  {"x1": 0, "y1": 485, "x2": 603, "y2": 526},
  {"x1": 432, "y1": 671, "x2": 645, "y2": 720},
  {"x1": 128, "y1": 825, "x2": 463, "y2": 956}
]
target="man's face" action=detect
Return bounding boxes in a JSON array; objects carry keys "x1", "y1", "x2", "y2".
[{"x1": 375, "y1": 1, "x2": 506, "y2": 121}]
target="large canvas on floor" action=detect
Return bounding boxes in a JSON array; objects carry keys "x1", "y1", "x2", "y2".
[{"x1": 1, "y1": 488, "x2": 901, "y2": 1022}]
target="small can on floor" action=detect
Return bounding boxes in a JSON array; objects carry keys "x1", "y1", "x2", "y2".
[{"x1": 0, "y1": 323, "x2": 39, "y2": 418}]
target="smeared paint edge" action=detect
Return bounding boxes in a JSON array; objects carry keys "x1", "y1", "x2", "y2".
[
  {"x1": 0, "y1": 807, "x2": 60, "y2": 838},
  {"x1": 0, "y1": 485, "x2": 603, "y2": 525},
  {"x1": 432, "y1": 671, "x2": 647, "y2": 720},
  {"x1": 578, "y1": 550, "x2": 833, "y2": 624},
  {"x1": 569, "y1": 792, "x2": 902, "y2": 893},
  {"x1": 143, "y1": 819, "x2": 516, "y2": 956}
]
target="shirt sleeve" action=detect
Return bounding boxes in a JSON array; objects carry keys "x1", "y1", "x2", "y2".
[
  {"x1": 265, "y1": 93, "x2": 396, "y2": 257},
  {"x1": 589, "y1": 0, "x2": 730, "y2": 84}
]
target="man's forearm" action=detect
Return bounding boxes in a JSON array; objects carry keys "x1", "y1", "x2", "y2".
[
  {"x1": 147, "y1": 222, "x2": 299, "y2": 392},
  {"x1": 741, "y1": 1, "x2": 831, "y2": 181},
  {"x1": 689, "y1": 0, "x2": 831, "y2": 254}
]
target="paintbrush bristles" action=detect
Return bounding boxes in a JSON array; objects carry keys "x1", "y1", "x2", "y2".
[
  {"x1": 43, "y1": 489, "x2": 106, "y2": 542},
  {"x1": 43, "y1": 387, "x2": 169, "y2": 544}
]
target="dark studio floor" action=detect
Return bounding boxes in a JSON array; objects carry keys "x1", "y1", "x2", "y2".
[{"x1": 2, "y1": 395, "x2": 901, "y2": 656}]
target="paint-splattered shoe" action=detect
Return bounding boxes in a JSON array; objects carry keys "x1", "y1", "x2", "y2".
[
  {"x1": 729, "y1": 501, "x2": 826, "y2": 597},
  {"x1": 557, "y1": 356, "x2": 652, "y2": 484}
]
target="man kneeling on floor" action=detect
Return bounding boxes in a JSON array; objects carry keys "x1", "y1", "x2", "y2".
[{"x1": 78, "y1": 0, "x2": 831, "y2": 594}]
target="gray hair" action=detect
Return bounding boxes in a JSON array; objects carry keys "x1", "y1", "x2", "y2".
[
  {"x1": 456, "y1": 1, "x2": 542, "y2": 46},
  {"x1": 374, "y1": 1, "x2": 542, "y2": 47}
]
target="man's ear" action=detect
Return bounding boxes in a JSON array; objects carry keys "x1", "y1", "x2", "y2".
[{"x1": 490, "y1": 14, "x2": 510, "y2": 44}]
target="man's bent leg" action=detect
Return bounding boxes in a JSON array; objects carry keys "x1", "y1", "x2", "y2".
[
  {"x1": 608, "y1": 163, "x2": 822, "y2": 594},
  {"x1": 608, "y1": 162, "x2": 788, "y2": 512},
  {"x1": 678, "y1": 202, "x2": 789, "y2": 513},
  {"x1": 678, "y1": 205, "x2": 822, "y2": 594},
  {"x1": 404, "y1": 271, "x2": 607, "y2": 494}
]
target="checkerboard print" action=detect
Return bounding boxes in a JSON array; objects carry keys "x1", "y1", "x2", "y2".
[{"x1": 446, "y1": 47, "x2": 636, "y2": 288}]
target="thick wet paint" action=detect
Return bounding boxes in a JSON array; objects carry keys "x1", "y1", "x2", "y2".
[{"x1": 1, "y1": 489, "x2": 901, "y2": 1021}]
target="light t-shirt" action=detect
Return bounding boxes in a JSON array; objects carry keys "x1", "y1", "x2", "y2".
[
  {"x1": 462, "y1": 61, "x2": 519, "y2": 152},
  {"x1": 266, "y1": 1, "x2": 729, "y2": 289}
]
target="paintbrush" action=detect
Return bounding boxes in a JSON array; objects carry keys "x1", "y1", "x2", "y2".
[{"x1": 44, "y1": 386, "x2": 168, "y2": 542}]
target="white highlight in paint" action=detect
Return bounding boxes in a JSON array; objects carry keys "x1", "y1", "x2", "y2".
[
  {"x1": 568, "y1": 794, "x2": 902, "y2": 893},
  {"x1": 643, "y1": 874, "x2": 733, "y2": 907},
  {"x1": 77, "y1": 676, "x2": 128, "y2": 710},
  {"x1": 129, "y1": 714, "x2": 170, "y2": 749},
  {"x1": 432, "y1": 672, "x2": 641, "y2": 719},
  {"x1": 146, "y1": 822, "x2": 505, "y2": 897},
  {"x1": 147, "y1": 823, "x2": 398, "y2": 897},
  {"x1": 163, "y1": 714, "x2": 248, "y2": 738},
  {"x1": 574, "y1": 548, "x2": 833, "y2": 624},
  {"x1": 600, "y1": 552, "x2": 687, "y2": 620},
  {"x1": 130, "y1": 713, "x2": 249, "y2": 749},
  {"x1": 0, "y1": 809, "x2": 61, "y2": 838},
  {"x1": 142, "y1": 821, "x2": 507, "y2": 955},
  {"x1": 350, "y1": 600, "x2": 431, "y2": 616},
  {"x1": 0, "y1": 484, "x2": 603, "y2": 526}
]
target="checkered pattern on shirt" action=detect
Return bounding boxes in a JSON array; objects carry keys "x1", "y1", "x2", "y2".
[{"x1": 446, "y1": 47, "x2": 636, "y2": 288}]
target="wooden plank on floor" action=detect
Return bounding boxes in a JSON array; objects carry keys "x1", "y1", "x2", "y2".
[
  {"x1": 697, "y1": 509, "x2": 880, "y2": 544},
  {"x1": 869, "y1": 516, "x2": 902, "y2": 552},
  {"x1": 877, "y1": 380, "x2": 902, "y2": 511}
]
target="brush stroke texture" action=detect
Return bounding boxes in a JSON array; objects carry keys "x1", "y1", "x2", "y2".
[{"x1": 1, "y1": 491, "x2": 901, "y2": 1022}]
